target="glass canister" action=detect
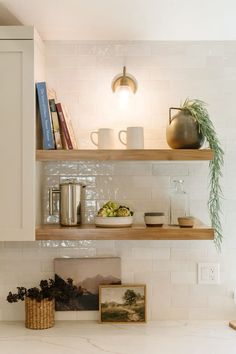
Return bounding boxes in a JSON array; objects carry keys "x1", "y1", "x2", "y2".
[{"x1": 169, "y1": 179, "x2": 189, "y2": 226}]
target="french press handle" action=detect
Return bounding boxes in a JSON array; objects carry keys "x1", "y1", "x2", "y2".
[
  {"x1": 49, "y1": 188, "x2": 60, "y2": 215},
  {"x1": 169, "y1": 107, "x2": 183, "y2": 124}
]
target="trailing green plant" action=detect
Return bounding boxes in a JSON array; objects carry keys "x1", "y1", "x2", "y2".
[
  {"x1": 181, "y1": 98, "x2": 224, "y2": 250},
  {"x1": 7, "y1": 277, "x2": 79, "y2": 303}
]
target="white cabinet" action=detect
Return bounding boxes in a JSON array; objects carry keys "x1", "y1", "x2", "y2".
[{"x1": 0, "y1": 27, "x2": 43, "y2": 241}]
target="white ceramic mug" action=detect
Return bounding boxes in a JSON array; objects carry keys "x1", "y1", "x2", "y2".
[
  {"x1": 90, "y1": 128, "x2": 115, "y2": 149},
  {"x1": 118, "y1": 127, "x2": 144, "y2": 149}
]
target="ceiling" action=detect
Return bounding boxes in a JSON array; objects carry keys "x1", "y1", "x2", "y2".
[{"x1": 0, "y1": 0, "x2": 236, "y2": 40}]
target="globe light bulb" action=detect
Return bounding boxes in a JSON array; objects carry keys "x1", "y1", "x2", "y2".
[
  {"x1": 116, "y1": 85, "x2": 132, "y2": 105},
  {"x1": 111, "y1": 66, "x2": 138, "y2": 105}
]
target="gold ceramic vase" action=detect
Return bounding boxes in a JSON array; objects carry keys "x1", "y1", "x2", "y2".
[{"x1": 166, "y1": 107, "x2": 204, "y2": 149}]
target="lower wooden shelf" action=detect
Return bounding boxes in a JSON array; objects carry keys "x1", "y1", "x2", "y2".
[{"x1": 36, "y1": 224, "x2": 214, "y2": 241}]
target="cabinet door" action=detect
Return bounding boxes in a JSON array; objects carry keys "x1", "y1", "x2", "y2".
[{"x1": 0, "y1": 40, "x2": 35, "y2": 240}]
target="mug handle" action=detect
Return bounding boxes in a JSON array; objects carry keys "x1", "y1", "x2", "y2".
[
  {"x1": 90, "y1": 131, "x2": 98, "y2": 146},
  {"x1": 118, "y1": 130, "x2": 127, "y2": 146}
]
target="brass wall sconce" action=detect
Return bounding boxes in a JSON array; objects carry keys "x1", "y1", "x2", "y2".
[{"x1": 111, "y1": 66, "x2": 138, "y2": 100}]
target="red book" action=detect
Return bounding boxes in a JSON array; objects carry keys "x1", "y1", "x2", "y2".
[
  {"x1": 56, "y1": 103, "x2": 73, "y2": 150},
  {"x1": 62, "y1": 104, "x2": 78, "y2": 149}
]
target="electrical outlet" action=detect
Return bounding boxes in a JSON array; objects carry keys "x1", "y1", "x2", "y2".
[{"x1": 198, "y1": 263, "x2": 220, "y2": 284}]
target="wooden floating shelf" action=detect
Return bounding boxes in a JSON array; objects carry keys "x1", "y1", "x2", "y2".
[
  {"x1": 36, "y1": 149, "x2": 213, "y2": 162},
  {"x1": 36, "y1": 224, "x2": 214, "y2": 241}
]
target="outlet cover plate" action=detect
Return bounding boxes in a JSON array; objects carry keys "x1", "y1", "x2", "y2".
[{"x1": 198, "y1": 263, "x2": 220, "y2": 284}]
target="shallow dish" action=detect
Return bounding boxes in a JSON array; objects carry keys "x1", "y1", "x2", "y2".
[{"x1": 95, "y1": 216, "x2": 133, "y2": 228}]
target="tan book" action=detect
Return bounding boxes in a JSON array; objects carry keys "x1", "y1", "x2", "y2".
[
  {"x1": 61, "y1": 131, "x2": 69, "y2": 150},
  {"x1": 229, "y1": 321, "x2": 236, "y2": 330},
  {"x1": 47, "y1": 87, "x2": 57, "y2": 100},
  {"x1": 49, "y1": 99, "x2": 63, "y2": 150}
]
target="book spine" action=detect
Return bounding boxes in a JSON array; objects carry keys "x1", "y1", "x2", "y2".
[
  {"x1": 49, "y1": 99, "x2": 63, "y2": 150},
  {"x1": 61, "y1": 132, "x2": 69, "y2": 150},
  {"x1": 61, "y1": 105, "x2": 78, "y2": 149},
  {"x1": 36, "y1": 82, "x2": 55, "y2": 150},
  {"x1": 56, "y1": 103, "x2": 73, "y2": 150}
]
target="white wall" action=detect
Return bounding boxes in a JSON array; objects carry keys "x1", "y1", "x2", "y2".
[
  {"x1": 1, "y1": 40, "x2": 236, "y2": 321},
  {"x1": 3, "y1": 0, "x2": 236, "y2": 40}
]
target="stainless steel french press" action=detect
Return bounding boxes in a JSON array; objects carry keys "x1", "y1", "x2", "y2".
[{"x1": 49, "y1": 181, "x2": 86, "y2": 226}]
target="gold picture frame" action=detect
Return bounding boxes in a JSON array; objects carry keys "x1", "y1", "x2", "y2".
[{"x1": 99, "y1": 284, "x2": 147, "y2": 323}]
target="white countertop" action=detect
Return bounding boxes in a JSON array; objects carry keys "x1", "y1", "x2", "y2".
[{"x1": 0, "y1": 321, "x2": 235, "y2": 354}]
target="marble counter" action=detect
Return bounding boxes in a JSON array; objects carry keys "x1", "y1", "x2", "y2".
[{"x1": 0, "y1": 321, "x2": 235, "y2": 354}]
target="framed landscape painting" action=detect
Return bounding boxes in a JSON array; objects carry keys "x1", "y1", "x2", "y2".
[
  {"x1": 54, "y1": 257, "x2": 121, "y2": 311},
  {"x1": 99, "y1": 285, "x2": 146, "y2": 323}
]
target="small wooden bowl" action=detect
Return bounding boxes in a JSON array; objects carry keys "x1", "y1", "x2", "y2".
[{"x1": 178, "y1": 217, "x2": 195, "y2": 228}]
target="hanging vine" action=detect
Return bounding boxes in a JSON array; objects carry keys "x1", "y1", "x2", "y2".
[{"x1": 181, "y1": 98, "x2": 224, "y2": 250}]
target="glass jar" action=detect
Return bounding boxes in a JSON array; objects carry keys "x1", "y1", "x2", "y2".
[{"x1": 169, "y1": 179, "x2": 189, "y2": 226}]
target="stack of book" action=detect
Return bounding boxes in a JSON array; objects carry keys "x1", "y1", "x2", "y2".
[{"x1": 36, "y1": 82, "x2": 78, "y2": 150}]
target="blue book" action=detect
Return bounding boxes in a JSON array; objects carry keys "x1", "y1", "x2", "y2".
[{"x1": 36, "y1": 82, "x2": 55, "y2": 149}]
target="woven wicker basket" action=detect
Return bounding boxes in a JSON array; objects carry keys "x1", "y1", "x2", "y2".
[{"x1": 25, "y1": 298, "x2": 55, "y2": 330}]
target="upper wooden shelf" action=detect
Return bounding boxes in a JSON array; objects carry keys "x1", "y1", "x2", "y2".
[
  {"x1": 36, "y1": 149, "x2": 213, "y2": 161},
  {"x1": 36, "y1": 223, "x2": 214, "y2": 241}
]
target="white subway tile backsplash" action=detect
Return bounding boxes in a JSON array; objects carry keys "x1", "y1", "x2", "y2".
[
  {"x1": 58, "y1": 247, "x2": 96, "y2": 258},
  {"x1": 189, "y1": 284, "x2": 227, "y2": 298},
  {"x1": 77, "y1": 41, "x2": 112, "y2": 56},
  {"x1": 171, "y1": 285, "x2": 189, "y2": 307},
  {"x1": 171, "y1": 248, "x2": 208, "y2": 262},
  {"x1": 151, "y1": 42, "x2": 187, "y2": 56},
  {"x1": 134, "y1": 271, "x2": 170, "y2": 286},
  {"x1": 48, "y1": 54, "x2": 97, "y2": 68},
  {"x1": 122, "y1": 259, "x2": 153, "y2": 273},
  {"x1": 96, "y1": 55, "x2": 124, "y2": 67},
  {"x1": 43, "y1": 162, "x2": 61, "y2": 175},
  {"x1": 124, "y1": 43, "x2": 151, "y2": 57},
  {"x1": 117, "y1": 186, "x2": 152, "y2": 200},
  {"x1": 153, "y1": 248, "x2": 171, "y2": 260},
  {"x1": 113, "y1": 162, "x2": 152, "y2": 176},
  {"x1": 78, "y1": 162, "x2": 114, "y2": 176},
  {"x1": 168, "y1": 307, "x2": 190, "y2": 320},
  {"x1": 132, "y1": 247, "x2": 170, "y2": 260},
  {"x1": 0, "y1": 247, "x2": 22, "y2": 261},
  {"x1": 40, "y1": 260, "x2": 54, "y2": 272},
  {"x1": 5, "y1": 260, "x2": 41, "y2": 273},
  {"x1": 60, "y1": 162, "x2": 79, "y2": 175},
  {"x1": 96, "y1": 248, "x2": 116, "y2": 257},
  {"x1": 153, "y1": 260, "x2": 196, "y2": 272},
  {"x1": 171, "y1": 272, "x2": 196, "y2": 285},
  {"x1": 2, "y1": 305, "x2": 25, "y2": 321},
  {"x1": 121, "y1": 271, "x2": 134, "y2": 284},
  {"x1": 132, "y1": 247, "x2": 153, "y2": 259},
  {"x1": 152, "y1": 163, "x2": 189, "y2": 176},
  {"x1": 45, "y1": 42, "x2": 77, "y2": 56}
]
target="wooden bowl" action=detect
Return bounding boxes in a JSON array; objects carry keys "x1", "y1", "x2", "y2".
[{"x1": 178, "y1": 217, "x2": 195, "y2": 228}]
